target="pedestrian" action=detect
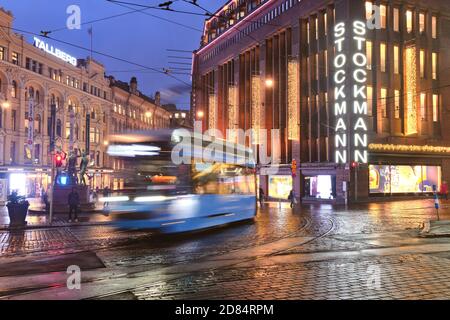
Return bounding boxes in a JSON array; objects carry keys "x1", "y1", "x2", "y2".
[
  {"x1": 68, "y1": 187, "x2": 80, "y2": 223},
  {"x1": 259, "y1": 187, "x2": 265, "y2": 206},
  {"x1": 440, "y1": 181, "x2": 449, "y2": 200},
  {"x1": 94, "y1": 186, "x2": 100, "y2": 201},
  {"x1": 42, "y1": 190, "x2": 49, "y2": 215},
  {"x1": 103, "y1": 186, "x2": 110, "y2": 210},
  {"x1": 288, "y1": 189, "x2": 296, "y2": 208}
]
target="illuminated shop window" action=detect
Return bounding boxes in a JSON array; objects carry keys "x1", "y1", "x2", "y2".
[
  {"x1": 394, "y1": 45, "x2": 399, "y2": 74},
  {"x1": 315, "y1": 53, "x2": 319, "y2": 80},
  {"x1": 419, "y1": 13, "x2": 426, "y2": 33},
  {"x1": 369, "y1": 165, "x2": 441, "y2": 194},
  {"x1": 324, "y1": 12, "x2": 327, "y2": 36},
  {"x1": 393, "y1": 8, "x2": 400, "y2": 32},
  {"x1": 432, "y1": 52, "x2": 438, "y2": 80},
  {"x1": 380, "y1": 5, "x2": 387, "y2": 29},
  {"x1": 315, "y1": 17, "x2": 318, "y2": 40},
  {"x1": 406, "y1": 10, "x2": 413, "y2": 33},
  {"x1": 365, "y1": 1, "x2": 373, "y2": 21},
  {"x1": 420, "y1": 93, "x2": 426, "y2": 120},
  {"x1": 380, "y1": 88, "x2": 387, "y2": 118},
  {"x1": 394, "y1": 90, "x2": 400, "y2": 119},
  {"x1": 366, "y1": 41, "x2": 372, "y2": 70},
  {"x1": 380, "y1": 43, "x2": 386, "y2": 72},
  {"x1": 433, "y1": 94, "x2": 439, "y2": 122},
  {"x1": 367, "y1": 86, "x2": 373, "y2": 117},
  {"x1": 306, "y1": 21, "x2": 310, "y2": 43},
  {"x1": 432, "y1": 16, "x2": 437, "y2": 39},
  {"x1": 420, "y1": 49, "x2": 425, "y2": 78}
]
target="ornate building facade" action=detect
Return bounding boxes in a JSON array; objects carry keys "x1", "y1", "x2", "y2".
[
  {"x1": 0, "y1": 7, "x2": 171, "y2": 198},
  {"x1": 192, "y1": 0, "x2": 450, "y2": 203}
]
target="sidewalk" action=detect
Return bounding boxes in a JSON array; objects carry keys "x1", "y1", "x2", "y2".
[{"x1": 0, "y1": 199, "x2": 116, "y2": 230}]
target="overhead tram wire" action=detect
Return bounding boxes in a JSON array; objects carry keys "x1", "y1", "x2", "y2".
[
  {"x1": 167, "y1": 49, "x2": 194, "y2": 53},
  {"x1": 106, "y1": 0, "x2": 210, "y2": 17},
  {"x1": 105, "y1": 0, "x2": 202, "y2": 32},
  {"x1": 42, "y1": 6, "x2": 156, "y2": 34},
  {"x1": 107, "y1": 0, "x2": 281, "y2": 27},
  {"x1": 0, "y1": 24, "x2": 192, "y2": 87}
]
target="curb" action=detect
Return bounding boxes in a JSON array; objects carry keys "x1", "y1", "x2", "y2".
[{"x1": 0, "y1": 221, "x2": 113, "y2": 231}]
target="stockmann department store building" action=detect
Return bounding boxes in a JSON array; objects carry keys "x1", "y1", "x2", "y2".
[{"x1": 192, "y1": 0, "x2": 450, "y2": 204}]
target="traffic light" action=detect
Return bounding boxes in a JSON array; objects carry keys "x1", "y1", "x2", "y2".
[
  {"x1": 351, "y1": 161, "x2": 359, "y2": 169},
  {"x1": 55, "y1": 152, "x2": 63, "y2": 168},
  {"x1": 291, "y1": 159, "x2": 298, "y2": 177}
]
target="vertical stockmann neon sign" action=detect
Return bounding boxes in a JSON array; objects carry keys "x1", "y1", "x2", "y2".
[{"x1": 334, "y1": 20, "x2": 368, "y2": 164}]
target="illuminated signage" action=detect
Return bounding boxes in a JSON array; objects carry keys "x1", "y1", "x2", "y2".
[
  {"x1": 33, "y1": 37, "x2": 77, "y2": 66},
  {"x1": 334, "y1": 21, "x2": 368, "y2": 164}
]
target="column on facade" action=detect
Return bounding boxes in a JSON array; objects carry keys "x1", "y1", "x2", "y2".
[{"x1": 17, "y1": 84, "x2": 26, "y2": 163}]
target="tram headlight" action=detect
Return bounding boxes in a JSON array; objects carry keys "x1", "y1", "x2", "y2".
[
  {"x1": 99, "y1": 196, "x2": 129, "y2": 202},
  {"x1": 168, "y1": 195, "x2": 199, "y2": 219}
]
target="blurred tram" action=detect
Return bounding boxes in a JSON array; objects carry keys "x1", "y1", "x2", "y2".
[{"x1": 104, "y1": 129, "x2": 257, "y2": 233}]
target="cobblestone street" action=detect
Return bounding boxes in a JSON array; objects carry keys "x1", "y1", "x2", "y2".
[{"x1": 0, "y1": 200, "x2": 450, "y2": 300}]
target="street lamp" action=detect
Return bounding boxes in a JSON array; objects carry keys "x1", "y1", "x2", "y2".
[
  {"x1": 265, "y1": 78, "x2": 274, "y2": 88},
  {"x1": 197, "y1": 110, "x2": 204, "y2": 119},
  {"x1": 1, "y1": 100, "x2": 10, "y2": 109}
]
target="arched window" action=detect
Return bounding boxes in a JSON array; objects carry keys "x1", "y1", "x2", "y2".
[
  {"x1": 27, "y1": 86, "x2": 34, "y2": 100},
  {"x1": 35, "y1": 90, "x2": 40, "y2": 104},
  {"x1": 11, "y1": 81, "x2": 17, "y2": 98},
  {"x1": 35, "y1": 114, "x2": 41, "y2": 134},
  {"x1": 56, "y1": 119, "x2": 62, "y2": 137},
  {"x1": 75, "y1": 124, "x2": 79, "y2": 140}
]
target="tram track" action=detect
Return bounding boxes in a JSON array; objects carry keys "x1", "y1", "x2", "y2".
[
  {"x1": 88, "y1": 214, "x2": 337, "y2": 300},
  {"x1": 0, "y1": 213, "x2": 335, "y2": 300}
]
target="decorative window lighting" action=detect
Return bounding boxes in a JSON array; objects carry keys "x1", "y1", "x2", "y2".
[
  {"x1": 288, "y1": 58, "x2": 299, "y2": 141},
  {"x1": 251, "y1": 75, "x2": 261, "y2": 144}
]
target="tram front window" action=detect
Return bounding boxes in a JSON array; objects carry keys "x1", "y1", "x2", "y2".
[
  {"x1": 120, "y1": 159, "x2": 192, "y2": 195},
  {"x1": 192, "y1": 163, "x2": 255, "y2": 196}
]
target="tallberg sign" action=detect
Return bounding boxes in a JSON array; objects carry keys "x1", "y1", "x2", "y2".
[
  {"x1": 333, "y1": 21, "x2": 368, "y2": 164},
  {"x1": 33, "y1": 37, "x2": 77, "y2": 66}
]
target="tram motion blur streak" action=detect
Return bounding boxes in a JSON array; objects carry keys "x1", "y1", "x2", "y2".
[{"x1": 104, "y1": 129, "x2": 257, "y2": 233}]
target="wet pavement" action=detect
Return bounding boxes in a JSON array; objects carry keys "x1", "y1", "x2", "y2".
[{"x1": 0, "y1": 199, "x2": 450, "y2": 300}]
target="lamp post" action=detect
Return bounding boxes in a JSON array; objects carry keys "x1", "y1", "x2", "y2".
[{"x1": 0, "y1": 92, "x2": 9, "y2": 168}]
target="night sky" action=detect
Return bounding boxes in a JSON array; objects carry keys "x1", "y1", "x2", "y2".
[{"x1": 0, "y1": 0, "x2": 225, "y2": 109}]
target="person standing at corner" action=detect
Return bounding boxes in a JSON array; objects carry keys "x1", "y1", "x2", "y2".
[
  {"x1": 259, "y1": 187, "x2": 265, "y2": 206},
  {"x1": 288, "y1": 189, "x2": 296, "y2": 208},
  {"x1": 103, "y1": 186, "x2": 110, "y2": 209},
  {"x1": 68, "y1": 187, "x2": 80, "y2": 223}
]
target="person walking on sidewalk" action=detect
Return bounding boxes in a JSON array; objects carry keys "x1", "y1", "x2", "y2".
[
  {"x1": 259, "y1": 187, "x2": 265, "y2": 206},
  {"x1": 68, "y1": 188, "x2": 80, "y2": 223},
  {"x1": 103, "y1": 186, "x2": 110, "y2": 208},
  {"x1": 288, "y1": 189, "x2": 296, "y2": 208},
  {"x1": 42, "y1": 190, "x2": 50, "y2": 215}
]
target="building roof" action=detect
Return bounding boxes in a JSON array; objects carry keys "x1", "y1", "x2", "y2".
[{"x1": 110, "y1": 78, "x2": 156, "y2": 105}]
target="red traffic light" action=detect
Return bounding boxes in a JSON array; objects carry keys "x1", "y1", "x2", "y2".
[
  {"x1": 351, "y1": 161, "x2": 359, "y2": 168},
  {"x1": 55, "y1": 153, "x2": 63, "y2": 167}
]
